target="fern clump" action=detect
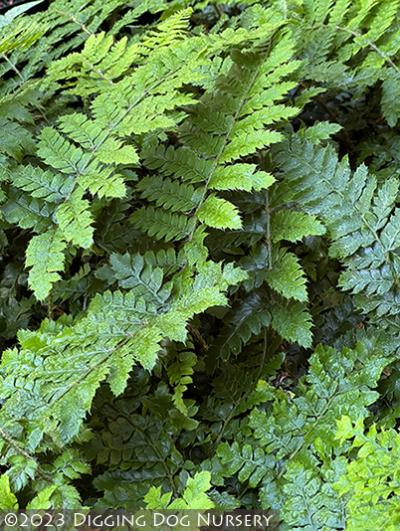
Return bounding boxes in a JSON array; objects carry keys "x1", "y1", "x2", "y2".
[{"x1": 0, "y1": 0, "x2": 400, "y2": 526}]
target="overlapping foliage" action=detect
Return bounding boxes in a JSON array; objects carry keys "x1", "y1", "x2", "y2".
[{"x1": 0, "y1": 0, "x2": 400, "y2": 527}]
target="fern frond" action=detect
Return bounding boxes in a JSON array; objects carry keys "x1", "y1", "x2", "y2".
[
  {"x1": 145, "y1": 471, "x2": 214, "y2": 510},
  {"x1": 25, "y1": 229, "x2": 66, "y2": 300},
  {"x1": 271, "y1": 210, "x2": 325, "y2": 243},
  {"x1": 98, "y1": 252, "x2": 172, "y2": 305},
  {"x1": 334, "y1": 417, "x2": 400, "y2": 530},
  {"x1": 141, "y1": 8, "x2": 193, "y2": 51},
  {"x1": 0, "y1": 119, "x2": 33, "y2": 159},
  {"x1": 209, "y1": 291, "x2": 270, "y2": 362},
  {"x1": 271, "y1": 298, "x2": 313, "y2": 347},
  {"x1": 47, "y1": 33, "x2": 139, "y2": 96},
  {"x1": 275, "y1": 138, "x2": 400, "y2": 321},
  {"x1": 211, "y1": 338, "x2": 390, "y2": 515},
  {"x1": 11, "y1": 165, "x2": 74, "y2": 202},
  {"x1": 210, "y1": 164, "x2": 275, "y2": 192},
  {"x1": 2, "y1": 190, "x2": 52, "y2": 231},
  {"x1": 37, "y1": 127, "x2": 89, "y2": 174},
  {"x1": 265, "y1": 248, "x2": 308, "y2": 302},
  {"x1": 12, "y1": 13, "x2": 257, "y2": 298},
  {"x1": 55, "y1": 193, "x2": 94, "y2": 249},
  {"x1": 197, "y1": 195, "x2": 242, "y2": 230},
  {"x1": 167, "y1": 348, "x2": 197, "y2": 416},
  {"x1": 131, "y1": 207, "x2": 195, "y2": 242},
  {"x1": 0, "y1": 259, "x2": 244, "y2": 465},
  {"x1": 137, "y1": 176, "x2": 201, "y2": 213},
  {"x1": 135, "y1": 32, "x2": 300, "y2": 240}
]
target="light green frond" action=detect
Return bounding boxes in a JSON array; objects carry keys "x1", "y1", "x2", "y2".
[
  {"x1": 25, "y1": 228, "x2": 66, "y2": 300},
  {"x1": 55, "y1": 194, "x2": 94, "y2": 248}
]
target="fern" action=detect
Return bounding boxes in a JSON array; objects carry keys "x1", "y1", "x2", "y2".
[
  {"x1": 208, "y1": 291, "x2": 270, "y2": 362},
  {"x1": 334, "y1": 417, "x2": 400, "y2": 530},
  {"x1": 87, "y1": 382, "x2": 190, "y2": 507},
  {"x1": 271, "y1": 210, "x2": 325, "y2": 243},
  {"x1": 1, "y1": 0, "x2": 400, "y2": 517},
  {"x1": 134, "y1": 30, "x2": 300, "y2": 240},
  {"x1": 25, "y1": 228, "x2": 66, "y2": 301},
  {"x1": 167, "y1": 347, "x2": 197, "y2": 416},
  {"x1": 97, "y1": 252, "x2": 173, "y2": 304},
  {"x1": 208, "y1": 335, "x2": 394, "y2": 525},
  {"x1": 0, "y1": 474, "x2": 18, "y2": 510},
  {"x1": 0, "y1": 257, "x2": 245, "y2": 498},
  {"x1": 5, "y1": 5, "x2": 269, "y2": 300},
  {"x1": 275, "y1": 138, "x2": 400, "y2": 323},
  {"x1": 145, "y1": 471, "x2": 215, "y2": 510}
]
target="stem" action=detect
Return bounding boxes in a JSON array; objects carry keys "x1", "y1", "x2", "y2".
[
  {"x1": 1, "y1": 52, "x2": 24, "y2": 81},
  {"x1": 0, "y1": 427, "x2": 53, "y2": 483},
  {"x1": 265, "y1": 191, "x2": 272, "y2": 270}
]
